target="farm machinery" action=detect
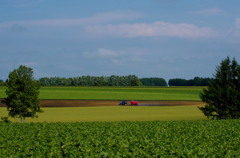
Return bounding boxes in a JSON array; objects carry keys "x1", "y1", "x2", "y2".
[{"x1": 119, "y1": 100, "x2": 139, "y2": 106}]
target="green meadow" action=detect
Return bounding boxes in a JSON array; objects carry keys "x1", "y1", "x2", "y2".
[{"x1": 0, "y1": 86, "x2": 204, "y2": 101}]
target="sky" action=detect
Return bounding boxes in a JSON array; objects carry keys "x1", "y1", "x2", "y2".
[{"x1": 1, "y1": 0, "x2": 240, "y2": 81}]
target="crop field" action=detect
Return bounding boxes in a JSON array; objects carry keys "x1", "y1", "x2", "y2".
[
  {"x1": 1, "y1": 86, "x2": 205, "y2": 100},
  {"x1": 0, "y1": 105, "x2": 206, "y2": 123},
  {"x1": 0, "y1": 86, "x2": 206, "y2": 122},
  {"x1": 1, "y1": 120, "x2": 240, "y2": 157},
  {"x1": 1, "y1": 86, "x2": 239, "y2": 157}
]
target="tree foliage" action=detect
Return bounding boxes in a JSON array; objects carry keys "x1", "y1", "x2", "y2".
[
  {"x1": 199, "y1": 57, "x2": 240, "y2": 119},
  {"x1": 39, "y1": 75, "x2": 142, "y2": 86},
  {"x1": 0, "y1": 79, "x2": 6, "y2": 86},
  {"x1": 168, "y1": 77, "x2": 214, "y2": 86},
  {"x1": 140, "y1": 77, "x2": 167, "y2": 86},
  {"x1": 3, "y1": 65, "x2": 43, "y2": 123}
]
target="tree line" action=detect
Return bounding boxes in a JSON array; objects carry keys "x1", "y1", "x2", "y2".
[
  {"x1": 0, "y1": 76, "x2": 214, "y2": 87},
  {"x1": 39, "y1": 75, "x2": 143, "y2": 86},
  {"x1": 139, "y1": 77, "x2": 167, "y2": 86},
  {"x1": 38, "y1": 76, "x2": 213, "y2": 86},
  {"x1": 168, "y1": 77, "x2": 214, "y2": 86}
]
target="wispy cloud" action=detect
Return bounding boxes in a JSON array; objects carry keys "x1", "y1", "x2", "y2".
[
  {"x1": 84, "y1": 21, "x2": 219, "y2": 38},
  {"x1": 82, "y1": 48, "x2": 145, "y2": 66},
  {"x1": 193, "y1": 7, "x2": 224, "y2": 15},
  {"x1": 0, "y1": 11, "x2": 142, "y2": 28}
]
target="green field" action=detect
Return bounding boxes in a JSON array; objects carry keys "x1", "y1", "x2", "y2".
[
  {"x1": 0, "y1": 86, "x2": 205, "y2": 122},
  {"x1": 0, "y1": 105, "x2": 206, "y2": 123},
  {"x1": 0, "y1": 86, "x2": 205, "y2": 100},
  {"x1": 1, "y1": 120, "x2": 240, "y2": 157},
  {"x1": 2, "y1": 86, "x2": 239, "y2": 157}
]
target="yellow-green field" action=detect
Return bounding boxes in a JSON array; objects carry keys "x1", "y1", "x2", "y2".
[
  {"x1": 0, "y1": 86, "x2": 207, "y2": 122},
  {"x1": 0, "y1": 86, "x2": 205, "y2": 100},
  {"x1": 0, "y1": 105, "x2": 206, "y2": 123}
]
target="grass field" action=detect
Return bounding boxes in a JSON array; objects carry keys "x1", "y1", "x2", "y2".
[
  {"x1": 0, "y1": 105, "x2": 206, "y2": 123},
  {"x1": 0, "y1": 86, "x2": 205, "y2": 100}
]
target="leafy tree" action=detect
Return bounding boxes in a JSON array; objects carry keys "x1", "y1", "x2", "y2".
[
  {"x1": 38, "y1": 75, "x2": 143, "y2": 86},
  {"x1": 130, "y1": 77, "x2": 142, "y2": 86},
  {"x1": 199, "y1": 57, "x2": 240, "y2": 119},
  {"x1": 140, "y1": 77, "x2": 167, "y2": 86},
  {"x1": 2, "y1": 65, "x2": 43, "y2": 123},
  {"x1": 168, "y1": 78, "x2": 187, "y2": 86},
  {"x1": 168, "y1": 77, "x2": 214, "y2": 86}
]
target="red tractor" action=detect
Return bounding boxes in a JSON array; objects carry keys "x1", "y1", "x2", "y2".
[{"x1": 130, "y1": 101, "x2": 139, "y2": 106}]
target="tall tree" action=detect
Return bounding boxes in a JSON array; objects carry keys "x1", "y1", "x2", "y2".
[
  {"x1": 3, "y1": 65, "x2": 43, "y2": 123},
  {"x1": 199, "y1": 57, "x2": 240, "y2": 119}
]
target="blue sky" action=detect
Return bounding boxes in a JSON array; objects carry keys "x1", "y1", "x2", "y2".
[{"x1": 1, "y1": 0, "x2": 240, "y2": 81}]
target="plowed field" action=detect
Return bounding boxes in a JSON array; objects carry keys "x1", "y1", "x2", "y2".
[{"x1": 0, "y1": 99, "x2": 204, "y2": 107}]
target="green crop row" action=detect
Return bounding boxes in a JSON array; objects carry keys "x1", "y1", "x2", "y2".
[
  {"x1": 1, "y1": 120, "x2": 240, "y2": 157},
  {"x1": 0, "y1": 86, "x2": 205, "y2": 100}
]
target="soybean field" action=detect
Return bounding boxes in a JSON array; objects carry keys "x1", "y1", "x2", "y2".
[{"x1": 1, "y1": 120, "x2": 240, "y2": 157}]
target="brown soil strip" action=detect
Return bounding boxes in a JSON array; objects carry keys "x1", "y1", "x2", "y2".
[{"x1": 0, "y1": 99, "x2": 204, "y2": 107}]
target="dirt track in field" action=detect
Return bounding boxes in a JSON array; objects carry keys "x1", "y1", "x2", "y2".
[{"x1": 0, "y1": 99, "x2": 205, "y2": 107}]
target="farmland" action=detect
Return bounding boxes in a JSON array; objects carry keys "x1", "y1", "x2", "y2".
[
  {"x1": 0, "y1": 86, "x2": 206, "y2": 122},
  {"x1": 1, "y1": 86, "x2": 240, "y2": 157},
  {"x1": 0, "y1": 105, "x2": 206, "y2": 122},
  {"x1": 1, "y1": 120, "x2": 240, "y2": 157},
  {"x1": 1, "y1": 86, "x2": 205, "y2": 100}
]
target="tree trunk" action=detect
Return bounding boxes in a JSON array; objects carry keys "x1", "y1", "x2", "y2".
[{"x1": 20, "y1": 115, "x2": 25, "y2": 123}]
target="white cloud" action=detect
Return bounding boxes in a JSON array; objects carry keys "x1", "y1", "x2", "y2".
[
  {"x1": 82, "y1": 48, "x2": 145, "y2": 66},
  {"x1": 0, "y1": 11, "x2": 142, "y2": 28},
  {"x1": 193, "y1": 8, "x2": 224, "y2": 15},
  {"x1": 84, "y1": 21, "x2": 219, "y2": 38}
]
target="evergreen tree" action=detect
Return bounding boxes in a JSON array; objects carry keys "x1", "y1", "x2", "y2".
[{"x1": 199, "y1": 57, "x2": 240, "y2": 119}]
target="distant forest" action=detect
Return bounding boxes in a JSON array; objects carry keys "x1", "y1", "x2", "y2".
[
  {"x1": 39, "y1": 75, "x2": 142, "y2": 86},
  {"x1": 168, "y1": 77, "x2": 214, "y2": 86},
  {"x1": 0, "y1": 76, "x2": 213, "y2": 87}
]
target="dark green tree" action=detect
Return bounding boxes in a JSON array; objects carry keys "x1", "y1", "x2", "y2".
[
  {"x1": 140, "y1": 77, "x2": 167, "y2": 86},
  {"x1": 199, "y1": 57, "x2": 240, "y2": 119},
  {"x1": 3, "y1": 65, "x2": 43, "y2": 123},
  {"x1": 168, "y1": 78, "x2": 187, "y2": 86}
]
